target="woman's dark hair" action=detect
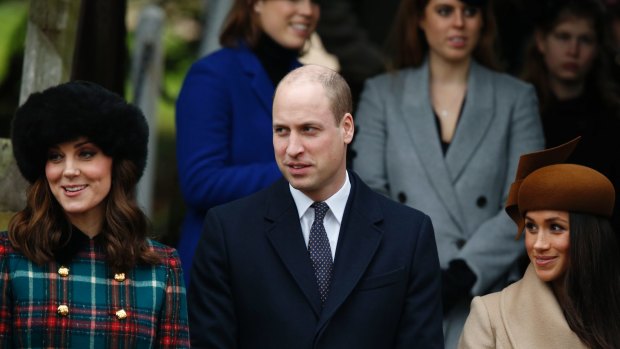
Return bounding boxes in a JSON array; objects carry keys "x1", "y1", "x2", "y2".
[
  {"x1": 8, "y1": 158, "x2": 161, "y2": 273},
  {"x1": 220, "y1": 0, "x2": 262, "y2": 48},
  {"x1": 389, "y1": 0, "x2": 499, "y2": 70},
  {"x1": 521, "y1": 0, "x2": 620, "y2": 113},
  {"x1": 559, "y1": 212, "x2": 620, "y2": 349}
]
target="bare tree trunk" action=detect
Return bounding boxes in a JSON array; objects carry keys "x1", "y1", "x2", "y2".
[
  {"x1": 131, "y1": 4, "x2": 164, "y2": 219},
  {"x1": 0, "y1": 139, "x2": 27, "y2": 227},
  {"x1": 0, "y1": 0, "x2": 82, "y2": 229},
  {"x1": 20, "y1": 0, "x2": 82, "y2": 103},
  {"x1": 199, "y1": 0, "x2": 233, "y2": 57},
  {"x1": 72, "y1": 0, "x2": 127, "y2": 95}
]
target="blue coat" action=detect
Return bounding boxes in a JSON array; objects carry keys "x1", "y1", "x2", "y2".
[
  {"x1": 188, "y1": 172, "x2": 444, "y2": 348},
  {"x1": 175, "y1": 43, "x2": 300, "y2": 282}
]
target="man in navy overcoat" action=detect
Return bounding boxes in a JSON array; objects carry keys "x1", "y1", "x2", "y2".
[{"x1": 188, "y1": 65, "x2": 443, "y2": 348}]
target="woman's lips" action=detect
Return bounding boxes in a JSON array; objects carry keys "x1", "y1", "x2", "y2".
[
  {"x1": 534, "y1": 255, "x2": 557, "y2": 267},
  {"x1": 63, "y1": 185, "x2": 87, "y2": 196},
  {"x1": 448, "y1": 36, "x2": 466, "y2": 48}
]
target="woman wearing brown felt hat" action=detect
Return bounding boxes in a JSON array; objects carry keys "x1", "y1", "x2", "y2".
[{"x1": 459, "y1": 137, "x2": 620, "y2": 349}]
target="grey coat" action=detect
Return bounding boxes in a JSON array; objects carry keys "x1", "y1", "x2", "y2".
[{"x1": 353, "y1": 59, "x2": 544, "y2": 348}]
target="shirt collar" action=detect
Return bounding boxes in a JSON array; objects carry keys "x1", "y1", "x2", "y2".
[{"x1": 289, "y1": 171, "x2": 351, "y2": 224}]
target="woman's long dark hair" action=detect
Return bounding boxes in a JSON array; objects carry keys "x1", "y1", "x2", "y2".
[
  {"x1": 521, "y1": 0, "x2": 620, "y2": 113},
  {"x1": 219, "y1": 0, "x2": 262, "y2": 48},
  {"x1": 389, "y1": 0, "x2": 499, "y2": 70},
  {"x1": 8, "y1": 159, "x2": 161, "y2": 273},
  {"x1": 559, "y1": 212, "x2": 620, "y2": 349}
]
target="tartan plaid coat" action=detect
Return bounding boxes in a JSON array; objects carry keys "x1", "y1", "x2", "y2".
[{"x1": 0, "y1": 231, "x2": 190, "y2": 348}]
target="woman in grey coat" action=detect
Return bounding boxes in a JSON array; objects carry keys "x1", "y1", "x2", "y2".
[{"x1": 352, "y1": 0, "x2": 544, "y2": 347}]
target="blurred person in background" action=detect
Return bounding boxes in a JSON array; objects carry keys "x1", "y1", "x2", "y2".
[
  {"x1": 521, "y1": 0, "x2": 620, "y2": 235},
  {"x1": 315, "y1": 0, "x2": 401, "y2": 108},
  {"x1": 352, "y1": 0, "x2": 544, "y2": 346},
  {"x1": 175, "y1": 0, "x2": 320, "y2": 283}
]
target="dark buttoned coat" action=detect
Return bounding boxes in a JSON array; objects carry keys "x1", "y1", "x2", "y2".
[{"x1": 188, "y1": 172, "x2": 444, "y2": 348}]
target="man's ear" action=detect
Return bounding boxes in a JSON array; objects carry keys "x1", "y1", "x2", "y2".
[{"x1": 341, "y1": 113, "x2": 354, "y2": 144}]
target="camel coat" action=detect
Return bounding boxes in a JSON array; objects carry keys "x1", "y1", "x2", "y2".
[{"x1": 458, "y1": 265, "x2": 586, "y2": 349}]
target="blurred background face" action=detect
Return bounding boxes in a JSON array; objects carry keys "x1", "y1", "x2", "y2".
[
  {"x1": 524, "y1": 210, "x2": 570, "y2": 286},
  {"x1": 45, "y1": 137, "x2": 113, "y2": 227},
  {"x1": 419, "y1": 0, "x2": 483, "y2": 63},
  {"x1": 536, "y1": 16, "x2": 598, "y2": 86},
  {"x1": 254, "y1": 0, "x2": 320, "y2": 50}
]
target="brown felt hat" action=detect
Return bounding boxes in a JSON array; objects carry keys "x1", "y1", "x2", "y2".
[{"x1": 505, "y1": 137, "x2": 615, "y2": 239}]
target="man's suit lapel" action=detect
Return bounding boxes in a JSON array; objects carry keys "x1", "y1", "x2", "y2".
[
  {"x1": 264, "y1": 175, "x2": 385, "y2": 331},
  {"x1": 445, "y1": 61, "x2": 494, "y2": 181},
  {"x1": 316, "y1": 173, "x2": 383, "y2": 332},
  {"x1": 264, "y1": 180, "x2": 322, "y2": 317},
  {"x1": 237, "y1": 44, "x2": 276, "y2": 113},
  {"x1": 400, "y1": 61, "x2": 465, "y2": 230}
]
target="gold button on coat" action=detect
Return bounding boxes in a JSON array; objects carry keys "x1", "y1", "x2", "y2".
[
  {"x1": 58, "y1": 266, "x2": 69, "y2": 277},
  {"x1": 57, "y1": 305, "x2": 69, "y2": 316},
  {"x1": 115, "y1": 309, "x2": 127, "y2": 320},
  {"x1": 114, "y1": 273, "x2": 126, "y2": 282}
]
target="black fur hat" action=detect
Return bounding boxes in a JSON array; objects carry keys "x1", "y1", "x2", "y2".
[{"x1": 11, "y1": 81, "x2": 149, "y2": 183}]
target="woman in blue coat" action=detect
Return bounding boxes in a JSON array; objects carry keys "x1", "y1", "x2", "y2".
[{"x1": 175, "y1": 0, "x2": 320, "y2": 282}]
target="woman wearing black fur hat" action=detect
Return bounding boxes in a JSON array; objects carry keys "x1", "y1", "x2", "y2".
[
  {"x1": 0, "y1": 81, "x2": 190, "y2": 348},
  {"x1": 459, "y1": 138, "x2": 620, "y2": 348}
]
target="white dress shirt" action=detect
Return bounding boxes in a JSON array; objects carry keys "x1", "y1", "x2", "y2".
[{"x1": 289, "y1": 172, "x2": 351, "y2": 260}]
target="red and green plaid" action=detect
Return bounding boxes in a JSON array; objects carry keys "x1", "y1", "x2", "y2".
[{"x1": 0, "y1": 232, "x2": 190, "y2": 348}]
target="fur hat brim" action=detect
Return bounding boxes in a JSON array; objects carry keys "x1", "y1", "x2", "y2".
[{"x1": 11, "y1": 81, "x2": 149, "y2": 183}]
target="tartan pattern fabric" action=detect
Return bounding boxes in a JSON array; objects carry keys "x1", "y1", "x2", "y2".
[{"x1": 0, "y1": 231, "x2": 190, "y2": 348}]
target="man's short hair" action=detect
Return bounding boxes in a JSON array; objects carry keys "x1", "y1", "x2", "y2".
[{"x1": 277, "y1": 65, "x2": 353, "y2": 125}]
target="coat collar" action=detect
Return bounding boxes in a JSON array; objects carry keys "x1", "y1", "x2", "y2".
[
  {"x1": 235, "y1": 41, "x2": 301, "y2": 113},
  {"x1": 500, "y1": 264, "x2": 586, "y2": 348},
  {"x1": 399, "y1": 59, "x2": 495, "y2": 231},
  {"x1": 54, "y1": 225, "x2": 100, "y2": 265},
  {"x1": 316, "y1": 172, "x2": 383, "y2": 331},
  {"x1": 399, "y1": 59, "x2": 463, "y2": 230},
  {"x1": 263, "y1": 173, "x2": 384, "y2": 324},
  {"x1": 263, "y1": 178, "x2": 322, "y2": 315},
  {"x1": 445, "y1": 61, "x2": 494, "y2": 180}
]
